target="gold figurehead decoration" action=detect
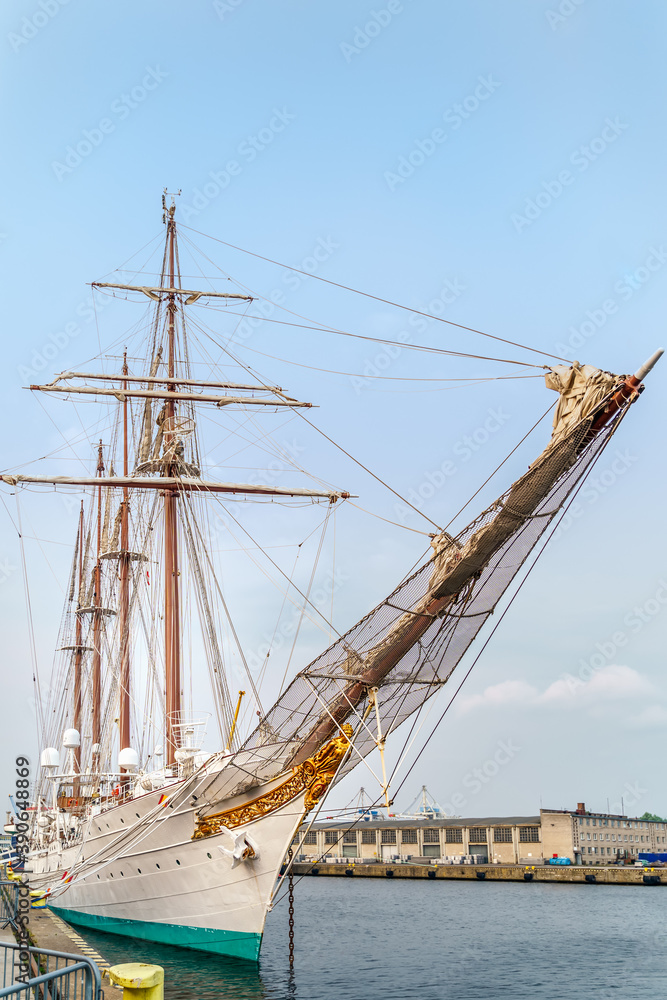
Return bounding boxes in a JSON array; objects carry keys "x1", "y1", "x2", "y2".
[{"x1": 192, "y1": 724, "x2": 354, "y2": 840}]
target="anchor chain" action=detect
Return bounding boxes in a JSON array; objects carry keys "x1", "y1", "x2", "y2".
[{"x1": 288, "y1": 847, "x2": 295, "y2": 968}]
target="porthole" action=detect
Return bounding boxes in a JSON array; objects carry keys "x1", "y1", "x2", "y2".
[
  {"x1": 137, "y1": 868, "x2": 141, "y2": 874},
  {"x1": 120, "y1": 871, "x2": 124, "y2": 876},
  {"x1": 120, "y1": 818, "x2": 125, "y2": 824},
  {"x1": 176, "y1": 859, "x2": 181, "y2": 866},
  {"x1": 207, "y1": 853, "x2": 212, "y2": 859},
  {"x1": 97, "y1": 875, "x2": 100, "y2": 880},
  {"x1": 106, "y1": 823, "x2": 109, "y2": 829},
  {"x1": 110, "y1": 873, "x2": 114, "y2": 878},
  {"x1": 136, "y1": 813, "x2": 140, "y2": 818},
  {"x1": 156, "y1": 863, "x2": 160, "y2": 869}
]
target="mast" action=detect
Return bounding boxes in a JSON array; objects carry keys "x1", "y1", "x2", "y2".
[
  {"x1": 119, "y1": 354, "x2": 131, "y2": 764},
  {"x1": 91, "y1": 440, "x2": 104, "y2": 757},
  {"x1": 73, "y1": 501, "x2": 84, "y2": 776},
  {"x1": 164, "y1": 200, "x2": 181, "y2": 765}
]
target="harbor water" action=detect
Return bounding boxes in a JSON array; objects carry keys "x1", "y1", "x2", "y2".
[{"x1": 77, "y1": 878, "x2": 667, "y2": 999}]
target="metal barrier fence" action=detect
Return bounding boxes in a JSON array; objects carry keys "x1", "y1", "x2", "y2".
[
  {"x1": 0, "y1": 942, "x2": 103, "y2": 1000},
  {"x1": 0, "y1": 884, "x2": 19, "y2": 934}
]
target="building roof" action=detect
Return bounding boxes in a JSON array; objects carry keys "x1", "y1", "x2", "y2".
[{"x1": 310, "y1": 816, "x2": 541, "y2": 830}]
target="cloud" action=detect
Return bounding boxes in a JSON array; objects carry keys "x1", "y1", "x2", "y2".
[
  {"x1": 458, "y1": 665, "x2": 657, "y2": 717},
  {"x1": 541, "y1": 664, "x2": 655, "y2": 704},
  {"x1": 626, "y1": 705, "x2": 667, "y2": 729},
  {"x1": 458, "y1": 679, "x2": 538, "y2": 713}
]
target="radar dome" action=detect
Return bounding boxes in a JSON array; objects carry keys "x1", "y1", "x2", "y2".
[
  {"x1": 40, "y1": 747, "x2": 59, "y2": 769},
  {"x1": 118, "y1": 747, "x2": 139, "y2": 772}
]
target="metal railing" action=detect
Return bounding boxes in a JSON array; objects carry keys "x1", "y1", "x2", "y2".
[
  {"x1": 0, "y1": 943, "x2": 103, "y2": 1000},
  {"x1": 0, "y1": 883, "x2": 19, "y2": 934}
]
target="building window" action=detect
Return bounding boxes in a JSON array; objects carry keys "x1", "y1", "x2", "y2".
[
  {"x1": 588, "y1": 847, "x2": 592, "y2": 854},
  {"x1": 469, "y1": 828, "x2": 487, "y2": 843},
  {"x1": 494, "y1": 827, "x2": 513, "y2": 843},
  {"x1": 424, "y1": 828, "x2": 441, "y2": 844},
  {"x1": 401, "y1": 829, "x2": 418, "y2": 845},
  {"x1": 343, "y1": 830, "x2": 357, "y2": 845},
  {"x1": 445, "y1": 828, "x2": 462, "y2": 844},
  {"x1": 593, "y1": 834, "x2": 597, "y2": 841},
  {"x1": 519, "y1": 827, "x2": 540, "y2": 843},
  {"x1": 381, "y1": 829, "x2": 396, "y2": 844},
  {"x1": 324, "y1": 831, "x2": 339, "y2": 845},
  {"x1": 361, "y1": 829, "x2": 376, "y2": 845},
  {"x1": 303, "y1": 831, "x2": 317, "y2": 845}
]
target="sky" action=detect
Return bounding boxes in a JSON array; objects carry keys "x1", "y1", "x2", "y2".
[{"x1": 0, "y1": 0, "x2": 666, "y2": 821}]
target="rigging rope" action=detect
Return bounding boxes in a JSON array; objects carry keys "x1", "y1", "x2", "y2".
[
  {"x1": 178, "y1": 223, "x2": 572, "y2": 364},
  {"x1": 191, "y1": 325, "x2": 444, "y2": 532},
  {"x1": 13, "y1": 493, "x2": 45, "y2": 748}
]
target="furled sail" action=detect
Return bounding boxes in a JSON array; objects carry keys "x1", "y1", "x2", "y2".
[{"x1": 215, "y1": 363, "x2": 633, "y2": 799}]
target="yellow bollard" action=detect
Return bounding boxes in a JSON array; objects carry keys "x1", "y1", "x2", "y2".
[{"x1": 107, "y1": 963, "x2": 164, "y2": 1000}]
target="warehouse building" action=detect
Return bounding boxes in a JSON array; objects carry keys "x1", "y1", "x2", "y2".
[{"x1": 295, "y1": 802, "x2": 667, "y2": 865}]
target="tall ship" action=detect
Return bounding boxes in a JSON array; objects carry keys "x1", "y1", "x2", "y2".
[{"x1": 9, "y1": 195, "x2": 661, "y2": 961}]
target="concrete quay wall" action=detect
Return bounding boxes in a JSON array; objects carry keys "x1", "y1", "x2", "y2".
[{"x1": 293, "y1": 862, "x2": 664, "y2": 885}]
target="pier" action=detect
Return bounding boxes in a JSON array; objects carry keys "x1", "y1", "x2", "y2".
[{"x1": 293, "y1": 862, "x2": 665, "y2": 885}]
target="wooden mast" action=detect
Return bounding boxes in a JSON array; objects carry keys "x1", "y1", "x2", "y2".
[
  {"x1": 118, "y1": 353, "x2": 131, "y2": 765},
  {"x1": 73, "y1": 500, "x2": 84, "y2": 776},
  {"x1": 164, "y1": 202, "x2": 181, "y2": 766},
  {"x1": 91, "y1": 440, "x2": 104, "y2": 757}
]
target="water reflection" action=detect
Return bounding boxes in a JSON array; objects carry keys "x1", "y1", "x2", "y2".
[
  {"x1": 68, "y1": 878, "x2": 667, "y2": 1000},
  {"x1": 78, "y1": 927, "x2": 268, "y2": 1000}
]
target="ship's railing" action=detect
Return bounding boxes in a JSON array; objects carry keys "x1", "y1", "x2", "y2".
[
  {"x1": 0, "y1": 883, "x2": 19, "y2": 934},
  {"x1": 0, "y1": 942, "x2": 103, "y2": 999}
]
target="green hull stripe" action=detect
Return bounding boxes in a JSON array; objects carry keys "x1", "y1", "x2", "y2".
[{"x1": 49, "y1": 905, "x2": 262, "y2": 962}]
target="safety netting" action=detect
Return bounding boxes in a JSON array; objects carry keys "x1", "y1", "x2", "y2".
[{"x1": 207, "y1": 379, "x2": 628, "y2": 804}]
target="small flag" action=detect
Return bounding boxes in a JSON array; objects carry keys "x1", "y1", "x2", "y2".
[{"x1": 158, "y1": 794, "x2": 169, "y2": 807}]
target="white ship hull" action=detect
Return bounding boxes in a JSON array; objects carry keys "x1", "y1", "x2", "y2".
[{"x1": 31, "y1": 764, "x2": 308, "y2": 962}]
